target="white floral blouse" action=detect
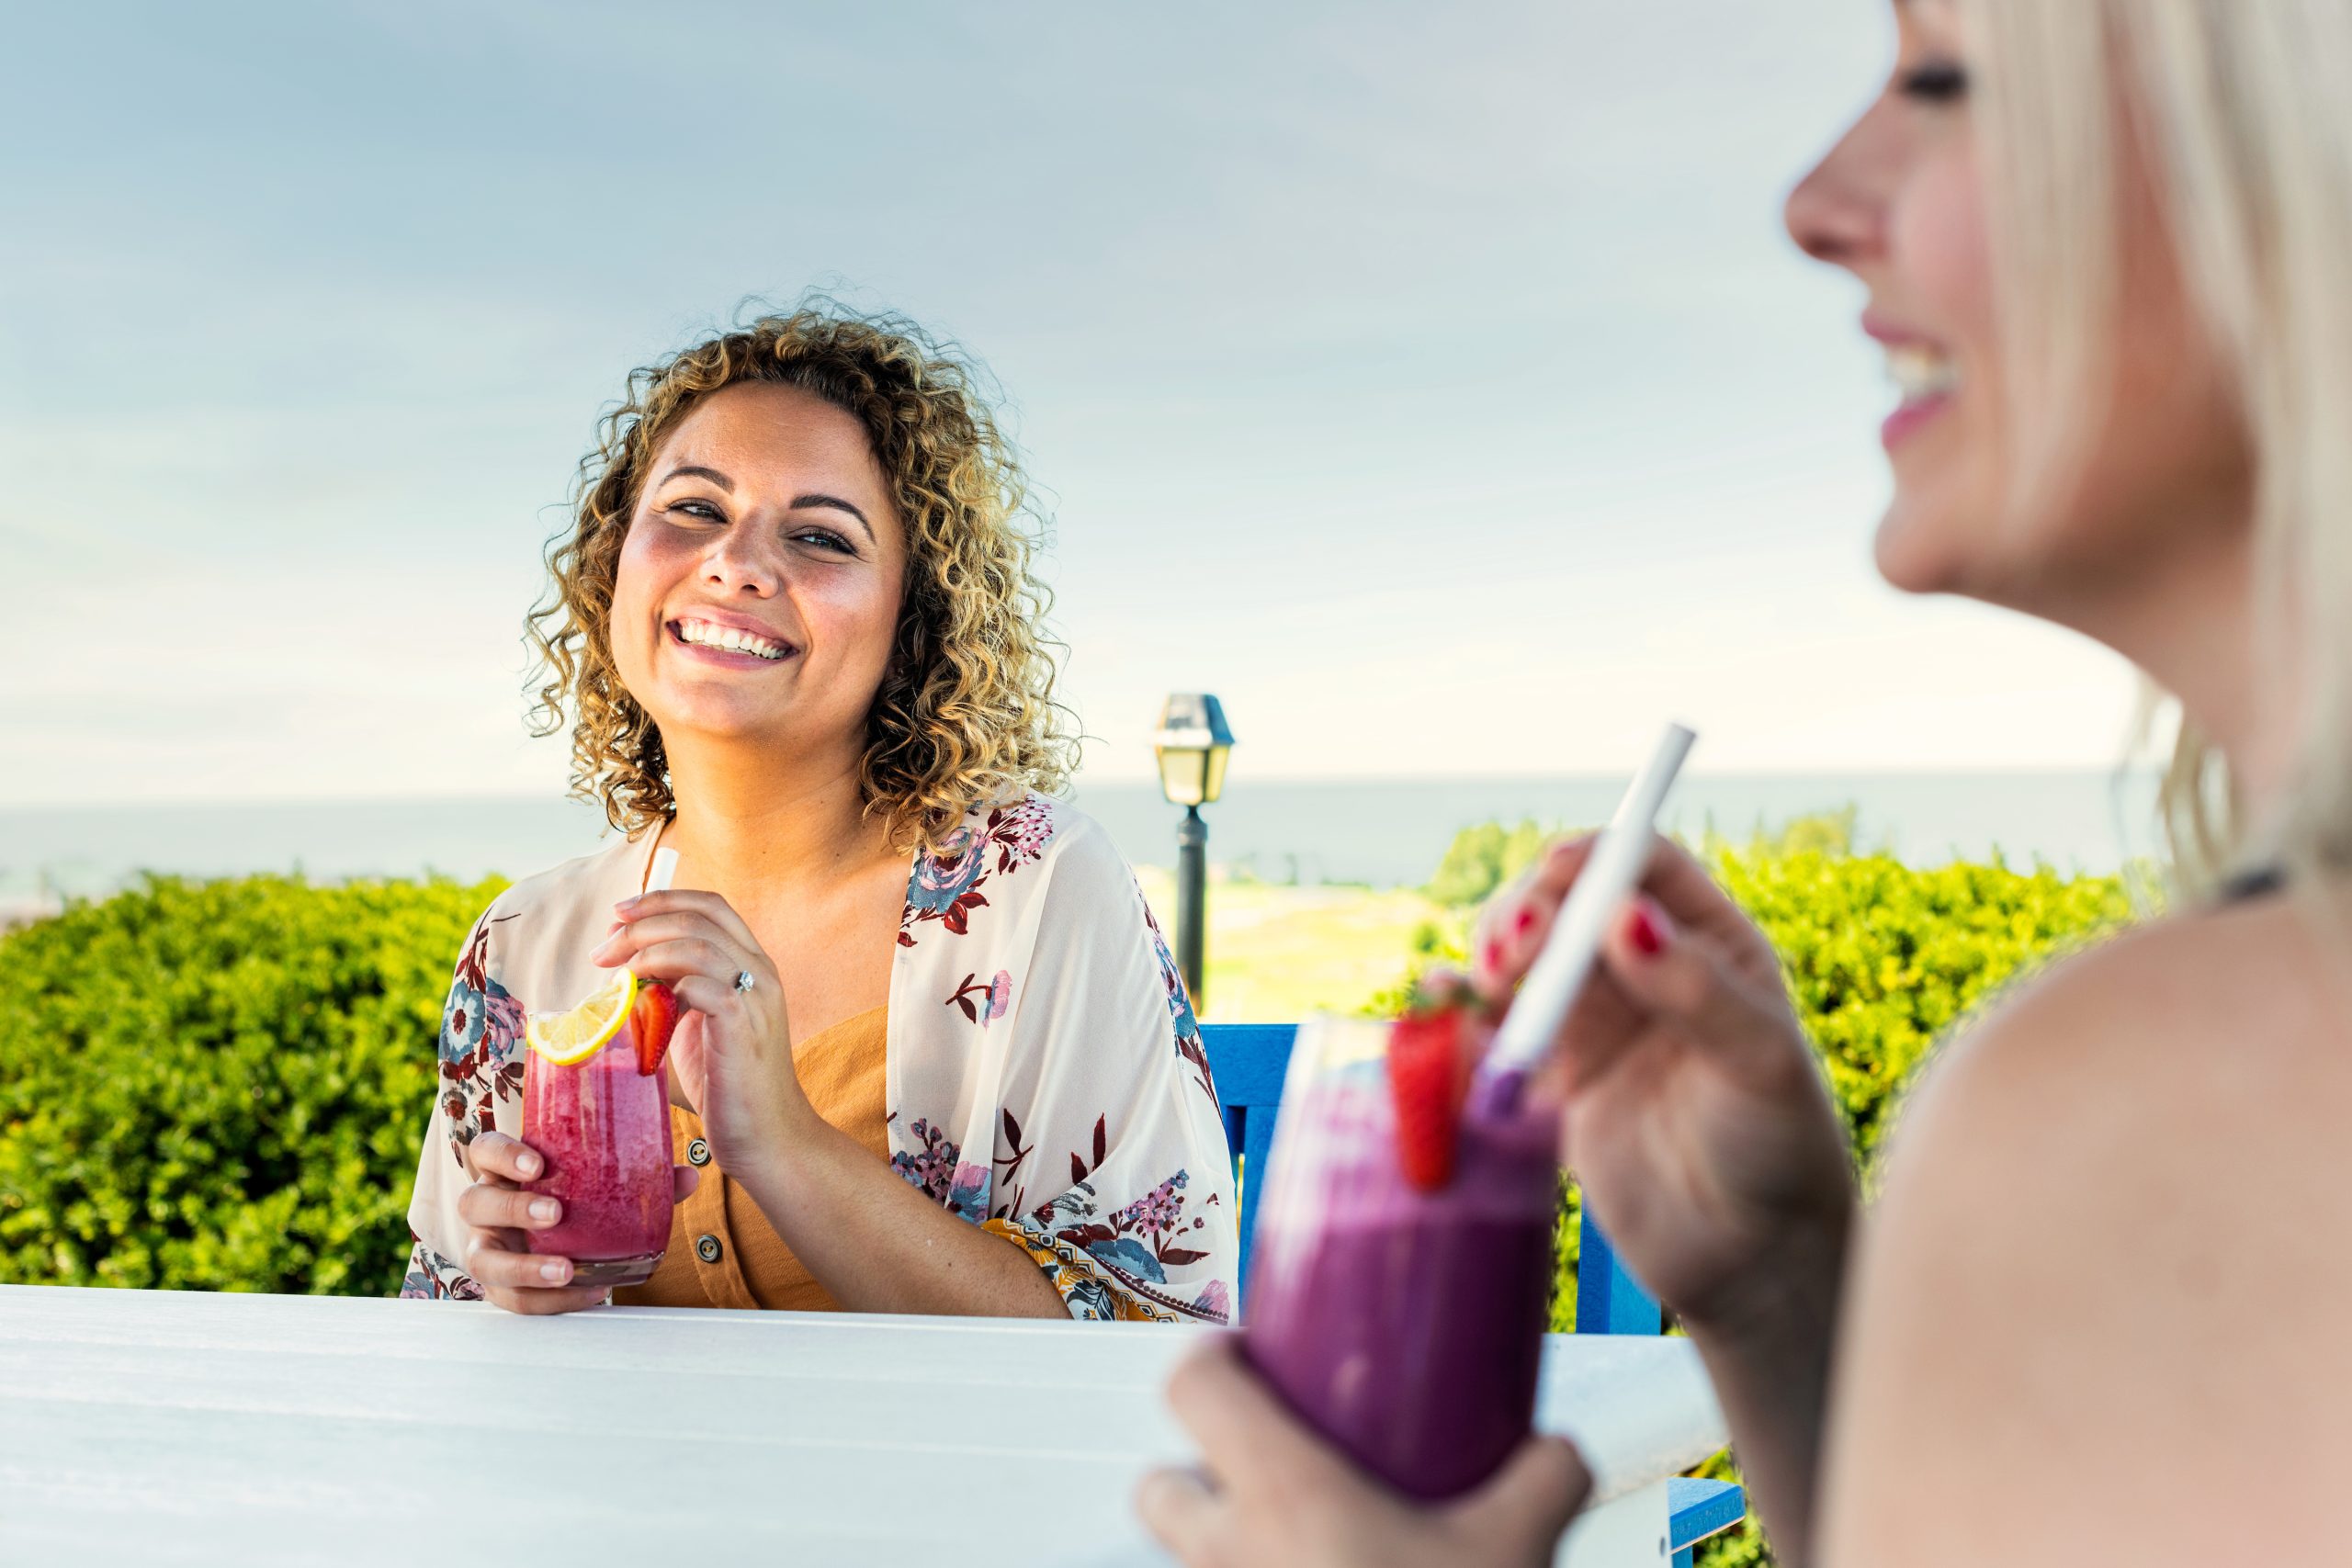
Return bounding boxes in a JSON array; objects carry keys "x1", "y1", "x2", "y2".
[{"x1": 401, "y1": 794, "x2": 1238, "y2": 1324}]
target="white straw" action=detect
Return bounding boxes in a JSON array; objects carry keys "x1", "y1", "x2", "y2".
[
  {"x1": 647, "y1": 846, "x2": 680, "y2": 896},
  {"x1": 1481, "y1": 723, "x2": 1697, "y2": 1083}
]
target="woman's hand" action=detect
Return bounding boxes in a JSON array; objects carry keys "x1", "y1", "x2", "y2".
[
  {"x1": 456, "y1": 1130, "x2": 699, "y2": 1314},
  {"x1": 1136, "y1": 1337, "x2": 1589, "y2": 1568},
  {"x1": 1476, "y1": 833, "x2": 1851, "y2": 1562},
  {"x1": 1476, "y1": 833, "x2": 1854, "y2": 1335},
  {"x1": 594, "y1": 889, "x2": 811, "y2": 1182}
]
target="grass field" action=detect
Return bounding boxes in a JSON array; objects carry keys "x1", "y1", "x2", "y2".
[{"x1": 1131, "y1": 869, "x2": 1460, "y2": 1022}]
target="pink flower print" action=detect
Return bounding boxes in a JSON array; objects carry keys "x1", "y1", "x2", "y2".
[
  {"x1": 984, "y1": 795, "x2": 1057, "y2": 871},
  {"x1": 481, "y1": 990, "x2": 527, "y2": 1061},
  {"x1": 1112, "y1": 1172, "x2": 1191, "y2": 1239},
  {"x1": 946, "y1": 970, "x2": 1016, "y2": 1026}
]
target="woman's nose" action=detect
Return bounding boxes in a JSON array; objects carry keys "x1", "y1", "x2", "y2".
[
  {"x1": 1785, "y1": 118, "x2": 1887, "y2": 269},
  {"x1": 703, "y1": 526, "x2": 778, "y2": 597}
]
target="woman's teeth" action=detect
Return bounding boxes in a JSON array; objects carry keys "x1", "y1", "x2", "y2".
[
  {"x1": 675, "y1": 618, "x2": 787, "y2": 660},
  {"x1": 1885, "y1": 344, "x2": 1961, "y2": 405}
]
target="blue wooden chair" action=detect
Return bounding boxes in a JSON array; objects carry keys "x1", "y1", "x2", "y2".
[{"x1": 1202, "y1": 1022, "x2": 1745, "y2": 1568}]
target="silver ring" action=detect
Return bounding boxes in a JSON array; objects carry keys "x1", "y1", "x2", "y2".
[{"x1": 733, "y1": 970, "x2": 756, "y2": 994}]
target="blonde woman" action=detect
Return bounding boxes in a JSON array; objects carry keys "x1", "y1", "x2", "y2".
[
  {"x1": 1140, "y1": 1, "x2": 2352, "y2": 1562},
  {"x1": 401, "y1": 307, "x2": 1236, "y2": 1325}
]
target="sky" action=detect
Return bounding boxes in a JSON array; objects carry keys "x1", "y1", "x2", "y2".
[{"x1": 0, "y1": 0, "x2": 2143, "y2": 807}]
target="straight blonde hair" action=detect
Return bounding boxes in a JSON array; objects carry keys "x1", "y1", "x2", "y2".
[{"x1": 1962, "y1": 0, "x2": 2352, "y2": 893}]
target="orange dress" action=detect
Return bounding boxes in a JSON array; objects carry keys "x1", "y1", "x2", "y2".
[{"x1": 615, "y1": 1004, "x2": 888, "y2": 1312}]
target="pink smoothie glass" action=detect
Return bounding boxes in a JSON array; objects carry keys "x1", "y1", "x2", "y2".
[
  {"x1": 1241, "y1": 1013, "x2": 1562, "y2": 1501},
  {"x1": 522, "y1": 1013, "x2": 673, "y2": 1288}
]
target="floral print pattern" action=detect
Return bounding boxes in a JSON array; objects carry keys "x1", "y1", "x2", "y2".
[
  {"x1": 898, "y1": 795, "x2": 1057, "y2": 946},
  {"x1": 407, "y1": 793, "x2": 1238, "y2": 1326},
  {"x1": 436, "y1": 913, "x2": 526, "y2": 1166},
  {"x1": 400, "y1": 1238, "x2": 482, "y2": 1301},
  {"x1": 1140, "y1": 889, "x2": 1218, "y2": 1108},
  {"x1": 946, "y1": 969, "x2": 1013, "y2": 1026}
]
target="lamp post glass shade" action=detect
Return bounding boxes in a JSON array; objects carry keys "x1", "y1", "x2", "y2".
[
  {"x1": 1153, "y1": 693, "x2": 1232, "y2": 1016},
  {"x1": 1152, "y1": 694, "x2": 1235, "y2": 807}
]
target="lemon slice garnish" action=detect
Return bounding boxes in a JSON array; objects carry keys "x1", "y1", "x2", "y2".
[{"x1": 526, "y1": 969, "x2": 638, "y2": 1066}]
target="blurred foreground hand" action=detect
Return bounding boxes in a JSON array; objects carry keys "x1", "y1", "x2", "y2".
[{"x1": 1136, "y1": 1337, "x2": 1589, "y2": 1568}]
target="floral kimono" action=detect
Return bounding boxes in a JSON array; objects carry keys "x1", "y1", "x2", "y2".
[{"x1": 401, "y1": 794, "x2": 1238, "y2": 1324}]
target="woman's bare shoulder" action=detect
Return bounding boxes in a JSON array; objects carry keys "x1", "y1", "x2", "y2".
[
  {"x1": 1821, "y1": 897, "x2": 2352, "y2": 1565},
  {"x1": 1913, "y1": 894, "x2": 2352, "y2": 1136}
]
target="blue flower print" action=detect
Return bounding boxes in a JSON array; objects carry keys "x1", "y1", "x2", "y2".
[
  {"x1": 440, "y1": 979, "x2": 487, "y2": 1065},
  {"x1": 947, "y1": 1161, "x2": 992, "y2": 1224},
  {"x1": 907, "y1": 829, "x2": 987, "y2": 917},
  {"x1": 1085, "y1": 1236, "x2": 1169, "y2": 1285}
]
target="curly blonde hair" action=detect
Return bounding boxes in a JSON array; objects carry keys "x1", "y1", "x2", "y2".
[{"x1": 526, "y1": 304, "x2": 1075, "y2": 852}]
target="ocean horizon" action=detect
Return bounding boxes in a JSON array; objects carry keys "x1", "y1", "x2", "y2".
[{"x1": 1, "y1": 770, "x2": 2163, "y2": 903}]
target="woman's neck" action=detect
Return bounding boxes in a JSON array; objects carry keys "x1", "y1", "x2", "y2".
[
  {"x1": 659, "y1": 732, "x2": 897, "y2": 895},
  {"x1": 2070, "y1": 512, "x2": 2297, "y2": 819}
]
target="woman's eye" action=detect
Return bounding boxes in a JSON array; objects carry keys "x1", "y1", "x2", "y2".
[
  {"x1": 792, "y1": 529, "x2": 854, "y2": 555},
  {"x1": 1896, "y1": 60, "x2": 1969, "y2": 103},
  {"x1": 668, "y1": 499, "x2": 725, "y2": 523}
]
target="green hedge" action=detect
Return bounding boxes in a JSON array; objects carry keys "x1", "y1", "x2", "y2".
[{"x1": 0, "y1": 874, "x2": 502, "y2": 1295}]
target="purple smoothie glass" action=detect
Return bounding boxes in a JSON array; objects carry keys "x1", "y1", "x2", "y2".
[{"x1": 1240, "y1": 1013, "x2": 1562, "y2": 1500}]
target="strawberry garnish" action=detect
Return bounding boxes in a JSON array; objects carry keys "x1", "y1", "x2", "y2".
[
  {"x1": 1388, "y1": 1004, "x2": 1471, "y2": 1190},
  {"x1": 632, "y1": 980, "x2": 680, "y2": 1077}
]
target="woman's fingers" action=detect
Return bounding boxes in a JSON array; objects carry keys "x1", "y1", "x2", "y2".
[
  {"x1": 595, "y1": 911, "x2": 737, "y2": 964},
  {"x1": 673, "y1": 1164, "x2": 702, "y2": 1201},
  {"x1": 667, "y1": 972, "x2": 752, "y2": 1024},
  {"x1": 1629, "y1": 836, "x2": 1777, "y2": 959},
  {"x1": 1472, "y1": 838, "x2": 1596, "y2": 994},
  {"x1": 1446, "y1": 1436, "x2": 1590, "y2": 1554},
  {"x1": 1133, "y1": 1464, "x2": 1222, "y2": 1561},
  {"x1": 610, "y1": 892, "x2": 763, "y2": 963},
  {"x1": 486, "y1": 1282, "x2": 613, "y2": 1316},
  {"x1": 619, "y1": 935, "x2": 749, "y2": 987},
  {"x1": 458, "y1": 1181, "x2": 563, "y2": 1232},
  {"x1": 1597, "y1": 897, "x2": 1792, "y2": 1067},
  {"x1": 463, "y1": 1131, "x2": 545, "y2": 1185},
  {"x1": 465, "y1": 1229, "x2": 580, "y2": 1291},
  {"x1": 1163, "y1": 1337, "x2": 1358, "y2": 1497}
]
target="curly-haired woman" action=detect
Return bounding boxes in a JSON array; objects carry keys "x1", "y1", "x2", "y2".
[{"x1": 401, "y1": 307, "x2": 1236, "y2": 1324}]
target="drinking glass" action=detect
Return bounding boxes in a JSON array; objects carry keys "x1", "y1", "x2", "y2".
[
  {"x1": 522, "y1": 1018, "x2": 673, "y2": 1287},
  {"x1": 1241, "y1": 1013, "x2": 1562, "y2": 1499}
]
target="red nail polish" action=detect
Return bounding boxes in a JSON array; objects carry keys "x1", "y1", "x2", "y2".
[
  {"x1": 1630, "y1": 906, "x2": 1666, "y2": 957},
  {"x1": 1513, "y1": 907, "x2": 1535, "y2": 935},
  {"x1": 1481, "y1": 938, "x2": 1503, "y2": 971}
]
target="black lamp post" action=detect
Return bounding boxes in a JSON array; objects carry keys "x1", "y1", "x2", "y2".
[{"x1": 1152, "y1": 693, "x2": 1234, "y2": 1013}]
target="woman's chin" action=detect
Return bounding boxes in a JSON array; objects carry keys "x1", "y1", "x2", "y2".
[
  {"x1": 1871, "y1": 499, "x2": 1980, "y2": 598},
  {"x1": 641, "y1": 693, "x2": 792, "y2": 747}
]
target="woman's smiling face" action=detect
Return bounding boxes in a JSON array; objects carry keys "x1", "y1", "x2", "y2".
[
  {"x1": 606, "y1": 380, "x2": 907, "y2": 755},
  {"x1": 1784, "y1": 0, "x2": 2246, "y2": 623}
]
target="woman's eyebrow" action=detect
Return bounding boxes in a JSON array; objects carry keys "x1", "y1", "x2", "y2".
[
  {"x1": 793, "y1": 493, "x2": 876, "y2": 543},
  {"x1": 659, "y1": 463, "x2": 733, "y2": 491}
]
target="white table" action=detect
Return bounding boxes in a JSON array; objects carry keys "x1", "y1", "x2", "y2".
[{"x1": 0, "y1": 1285, "x2": 1727, "y2": 1566}]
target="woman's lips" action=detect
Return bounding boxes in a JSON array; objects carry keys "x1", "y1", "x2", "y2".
[
  {"x1": 1882, "y1": 391, "x2": 1954, "y2": 450},
  {"x1": 665, "y1": 620, "x2": 797, "y2": 669}
]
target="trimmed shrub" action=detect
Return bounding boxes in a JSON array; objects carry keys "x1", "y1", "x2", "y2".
[{"x1": 0, "y1": 874, "x2": 500, "y2": 1295}]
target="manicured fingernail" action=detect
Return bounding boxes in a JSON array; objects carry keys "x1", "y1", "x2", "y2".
[
  {"x1": 1629, "y1": 902, "x2": 1669, "y2": 958},
  {"x1": 1481, "y1": 937, "x2": 1502, "y2": 971},
  {"x1": 615, "y1": 895, "x2": 640, "y2": 912},
  {"x1": 1513, "y1": 907, "x2": 1536, "y2": 935},
  {"x1": 539, "y1": 1261, "x2": 570, "y2": 1282},
  {"x1": 529, "y1": 1199, "x2": 560, "y2": 1224},
  {"x1": 517, "y1": 1152, "x2": 542, "y2": 1177}
]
